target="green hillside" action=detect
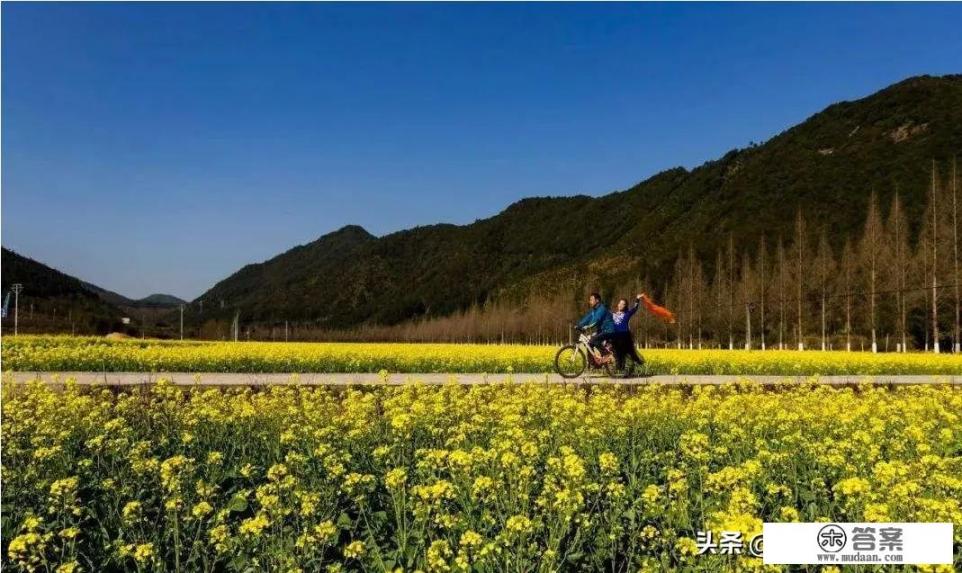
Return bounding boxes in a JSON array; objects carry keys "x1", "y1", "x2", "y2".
[
  {"x1": 1, "y1": 248, "x2": 124, "y2": 334},
  {"x1": 192, "y1": 75, "x2": 962, "y2": 331}
]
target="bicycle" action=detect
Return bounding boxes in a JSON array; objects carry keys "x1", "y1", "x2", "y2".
[{"x1": 553, "y1": 327, "x2": 638, "y2": 378}]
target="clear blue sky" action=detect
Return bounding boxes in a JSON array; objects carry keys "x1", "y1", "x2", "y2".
[{"x1": 3, "y1": 3, "x2": 961, "y2": 300}]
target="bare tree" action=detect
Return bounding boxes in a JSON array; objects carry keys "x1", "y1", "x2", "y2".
[
  {"x1": 714, "y1": 249, "x2": 727, "y2": 349},
  {"x1": 757, "y1": 235, "x2": 768, "y2": 350},
  {"x1": 861, "y1": 191, "x2": 883, "y2": 352},
  {"x1": 664, "y1": 280, "x2": 673, "y2": 347},
  {"x1": 741, "y1": 252, "x2": 756, "y2": 349},
  {"x1": 641, "y1": 275, "x2": 651, "y2": 348},
  {"x1": 953, "y1": 157, "x2": 960, "y2": 353},
  {"x1": 888, "y1": 189, "x2": 910, "y2": 351},
  {"x1": 687, "y1": 244, "x2": 697, "y2": 349},
  {"x1": 728, "y1": 233, "x2": 736, "y2": 350},
  {"x1": 841, "y1": 239, "x2": 855, "y2": 351},
  {"x1": 931, "y1": 161, "x2": 941, "y2": 352},
  {"x1": 777, "y1": 236, "x2": 787, "y2": 350},
  {"x1": 795, "y1": 210, "x2": 806, "y2": 350},
  {"x1": 694, "y1": 257, "x2": 704, "y2": 348},
  {"x1": 922, "y1": 225, "x2": 931, "y2": 352},
  {"x1": 673, "y1": 252, "x2": 686, "y2": 349},
  {"x1": 814, "y1": 231, "x2": 836, "y2": 351}
]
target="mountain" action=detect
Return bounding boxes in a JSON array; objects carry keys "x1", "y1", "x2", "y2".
[
  {"x1": 81, "y1": 282, "x2": 186, "y2": 309},
  {"x1": 138, "y1": 294, "x2": 187, "y2": 308},
  {"x1": 1, "y1": 248, "x2": 125, "y2": 333},
  {"x1": 190, "y1": 75, "x2": 960, "y2": 330},
  {"x1": 1, "y1": 248, "x2": 187, "y2": 335}
]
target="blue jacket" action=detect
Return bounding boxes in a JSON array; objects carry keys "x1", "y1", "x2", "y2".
[
  {"x1": 578, "y1": 303, "x2": 615, "y2": 333},
  {"x1": 611, "y1": 300, "x2": 640, "y2": 333}
]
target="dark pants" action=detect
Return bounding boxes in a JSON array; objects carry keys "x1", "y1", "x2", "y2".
[
  {"x1": 589, "y1": 331, "x2": 618, "y2": 355},
  {"x1": 612, "y1": 331, "x2": 642, "y2": 369}
]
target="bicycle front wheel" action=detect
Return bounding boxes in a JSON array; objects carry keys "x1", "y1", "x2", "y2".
[{"x1": 554, "y1": 345, "x2": 587, "y2": 378}]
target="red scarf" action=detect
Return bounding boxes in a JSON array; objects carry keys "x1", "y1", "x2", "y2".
[{"x1": 640, "y1": 294, "x2": 676, "y2": 324}]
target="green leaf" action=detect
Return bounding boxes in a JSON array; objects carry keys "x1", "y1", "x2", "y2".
[{"x1": 227, "y1": 493, "x2": 248, "y2": 513}]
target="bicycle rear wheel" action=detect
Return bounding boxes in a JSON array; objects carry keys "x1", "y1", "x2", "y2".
[{"x1": 554, "y1": 345, "x2": 587, "y2": 378}]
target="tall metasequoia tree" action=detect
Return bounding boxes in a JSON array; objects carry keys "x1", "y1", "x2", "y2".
[
  {"x1": 757, "y1": 235, "x2": 768, "y2": 350},
  {"x1": 953, "y1": 157, "x2": 960, "y2": 353},
  {"x1": 776, "y1": 236, "x2": 787, "y2": 350},
  {"x1": 922, "y1": 227, "x2": 931, "y2": 351},
  {"x1": 641, "y1": 275, "x2": 651, "y2": 348},
  {"x1": 728, "y1": 233, "x2": 736, "y2": 350},
  {"x1": 741, "y1": 252, "x2": 756, "y2": 349},
  {"x1": 714, "y1": 249, "x2": 727, "y2": 349},
  {"x1": 664, "y1": 280, "x2": 672, "y2": 347},
  {"x1": 931, "y1": 161, "x2": 940, "y2": 353},
  {"x1": 840, "y1": 239, "x2": 855, "y2": 351},
  {"x1": 694, "y1": 257, "x2": 705, "y2": 348},
  {"x1": 687, "y1": 244, "x2": 697, "y2": 349},
  {"x1": 795, "y1": 210, "x2": 806, "y2": 350},
  {"x1": 888, "y1": 190, "x2": 910, "y2": 352},
  {"x1": 814, "y1": 231, "x2": 835, "y2": 351},
  {"x1": 861, "y1": 191, "x2": 883, "y2": 353},
  {"x1": 673, "y1": 252, "x2": 686, "y2": 349}
]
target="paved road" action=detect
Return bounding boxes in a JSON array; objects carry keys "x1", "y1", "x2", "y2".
[{"x1": 7, "y1": 372, "x2": 962, "y2": 386}]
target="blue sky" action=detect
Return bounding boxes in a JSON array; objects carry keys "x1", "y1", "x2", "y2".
[{"x1": 3, "y1": 3, "x2": 961, "y2": 300}]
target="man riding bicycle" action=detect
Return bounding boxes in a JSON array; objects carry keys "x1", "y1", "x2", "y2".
[{"x1": 576, "y1": 293, "x2": 617, "y2": 359}]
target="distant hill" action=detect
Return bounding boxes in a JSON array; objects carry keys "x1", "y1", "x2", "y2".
[
  {"x1": 193, "y1": 75, "x2": 962, "y2": 331},
  {"x1": 1, "y1": 248, "x2": 124, "y2": 334},
  {"x1": 1, "y1": 248, "x2": 186, "y2": 335},
  {"x1": 138, "y1": 294, "x2": 187, "y2": 307},
  {"x1": 82, "y1": 282, "x2": 186, "y2": 309}
]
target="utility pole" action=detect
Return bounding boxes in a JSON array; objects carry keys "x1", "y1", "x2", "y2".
[
  {"x1": 11, "y1": 284, "x2": 23, "y2": 335},
  {"x1": 179, "y1": 304, "x2": 185, "y2": 340},
  {"x1": 285, "y1": 320, "x2": 289, "y2": 342}
]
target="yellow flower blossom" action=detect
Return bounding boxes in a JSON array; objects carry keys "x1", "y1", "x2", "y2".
[{"x1": 343, "y1": 540, "x2": 365, "y2": 559}]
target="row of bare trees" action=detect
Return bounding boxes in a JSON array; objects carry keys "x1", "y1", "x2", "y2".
[
  {"x1": 649, "y1": 159, "x2": 960, "y2": 352},
  {"x1": 231, "y1": 292, "x2": 580, "y2": 344}
]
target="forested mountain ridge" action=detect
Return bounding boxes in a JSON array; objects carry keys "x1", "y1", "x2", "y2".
[
  {"x1": 1, "y1": 248, "x2": 186, "y2": 335},
  {"x1": 194, "y1": 75, "x2": 962, "y2": 339},
  {"x1": 1, "y1": 248, "x2": 124, "y2": 333}
]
